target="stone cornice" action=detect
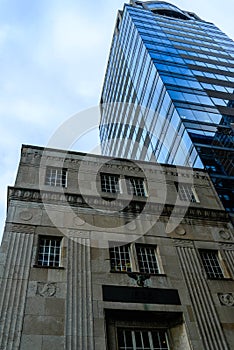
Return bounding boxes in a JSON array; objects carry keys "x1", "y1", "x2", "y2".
[
  {"x1": 8, "y1": 187, "x2": 229, "y2": 223},
  {"x1": 21, "y1": 146, "x2": 209, "y2": 180}
]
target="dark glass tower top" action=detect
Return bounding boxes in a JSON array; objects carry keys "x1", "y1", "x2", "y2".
[{"x1": 100, "y1": 1, "x2": 234, "y2": 213}]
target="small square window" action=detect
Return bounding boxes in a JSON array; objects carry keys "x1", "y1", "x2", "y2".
[
  {"x1": 45, "y1": 167, "x2": 67, "y2": 187},
  {"x1": 101, "y1": 173, "x2": 120, "y2": 193},
  {"x1": 126, "y1": 177, "x2": 147, "y2": 197},
  {"x1": 37, "y1": 236, "x2": 62, "y2": 267},
  {"x1": 200, "y1": 250, "x2": 224, "y2": 279},
  {"x1": 177, "y1": 183, "x2": 198, "y2": 202}
]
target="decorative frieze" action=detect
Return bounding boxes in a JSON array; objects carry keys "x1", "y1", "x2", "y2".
[
  {"x1": 8, "y1": 187, "x2": 230, "y2": 222},
  {"x1": 173, "y1": 239, "x2": 193, "y2": 248},
  {"x1": 6, "y1": 223, "x2": 36, "y2": 234}
]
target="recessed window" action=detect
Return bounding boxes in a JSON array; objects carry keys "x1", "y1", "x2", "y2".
[
  {"x1": 110, "y1": 244, "x2": 160, "y2": 274},
  {"x1": 45, "y1": 167, "x2": 67, "y2": 187},
  {"x1": 109, "y1": 245, "x2": 131, "y2": 272},
  {"x1": 176, "y1": 183, "x2": 198, "y2": 202},
  {"x1": 101, "y1": 173, "x2": 120, "y2": 193},
  {"x1": 136, "y1": 245, "x2": 160, "y2": 274},
  {"x1": 117, "y1": 328, "x2": 170, "y2": 350},
  {"x1": 37, "y1": 236, "x2": 62, "y2": 267},
  {"x1": 126, "y1": 177, "x2": 147, "y2": 197},
  {"x1": 200, "y1": 250, "x2": 224, "y2": 279},
  {"x1": 106, "y1": 311, "x2": 189, "y2": 350}
]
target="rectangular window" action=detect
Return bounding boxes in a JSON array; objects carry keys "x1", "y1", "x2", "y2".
[
  {"x1": 109, "y1": 245, "x2": 132, "y2": 272},
  {"x1": 177, "y1": 183, "x2": 198, "y2": 202},
  {"x1": 45, "y1": 167, "x2": 67, "y2": 187},
  {"x1": 126, "y1": 177, "x2": 146, "y2": 197},
  {"x1": 200, "y1": 250, "x2": 224, "y2": 279},
  {"x1": 136, "y1": 245, "x2": 159, "y2": 274},
  {"x1": 110, "y1": 244, "x2": 160, "y2": 274},
  {"x1": 101, "y1": 173, "x2": 120, "y2": 193},
  {"x1": 37, "y1": 237, "x2": 62, "y2": 267},
  {"x1": 117, "y1": 328, "x2": 170, "y2": 350}
]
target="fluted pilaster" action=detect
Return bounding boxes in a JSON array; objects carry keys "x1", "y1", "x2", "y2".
[
  {"x1": 0, "y1": 232, "x2": 34, "y2": 349},
  {"x1": 176, "y1": 245, "x2": 229, "y2": 350},
  {"x1": 65, "y1": 237, "x2": 94, "y2": 350}
]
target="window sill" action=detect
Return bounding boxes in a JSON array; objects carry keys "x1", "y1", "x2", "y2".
[
  {"x1": 33, "y1": 265, "x2": 65, "y2": 270},
  {"x1": 207, "y1": 277, "x2": 232, "y2": 281},
  {"x1": 110, "y1": 270, "x2": 166, "y2": 277}
]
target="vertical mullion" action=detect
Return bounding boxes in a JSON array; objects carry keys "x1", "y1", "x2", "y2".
[
  {"x1": 148, "y1": 331, "x2": 153, "y2": 350},
  {"x1": 145, "y1": 247, "x2": 151, "y2": 273},
  {"x1": 132, "y1": 330, "x2": 137, "y2": 350},
  {"x1": 42, "y1": 241, "x2": 45, "y2": 265},
  {"x1": 48, "y1": 239, "x2": 51, "y2": 266}
]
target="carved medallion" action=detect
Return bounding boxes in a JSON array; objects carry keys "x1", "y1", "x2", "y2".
[
  {"x1": 219, "y1": 230, "x2": 231, "y2": 241},
  {"x1": 219, "y1": 293, "x2": 234, "y2": 306},
  {"x1": 126, "y1": 222, "x2": 136, "y2": 231},
  {"x1": 36, "y1": 282, "x2": 56, "y2": 297},
  {"x1": 175, "y1": 226, "x2": 186, "y2": 236},
  {"x1": 19, "y1": 210, "x2": 33, "y2": 221},
  {"x1": 73, "y1": 217, "x2": 85, "y2": 226}
]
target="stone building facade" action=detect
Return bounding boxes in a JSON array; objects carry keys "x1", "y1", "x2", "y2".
[{"x1": 0, "y1": 144, "x2": 234, "y2": 349}]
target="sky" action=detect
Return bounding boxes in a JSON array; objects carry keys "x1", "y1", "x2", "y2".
[{"x1": 0, "y1": 0, "x2": 234, "y2": 241}]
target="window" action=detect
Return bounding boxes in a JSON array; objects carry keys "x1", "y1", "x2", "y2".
[
  {"x1": 45, "y1": 167, "x2": 67, "y2": 187},
  {"x1": 136, "y1": 245, "x2": 160, "y2": 274},
  {"x1": 101, "y1": 173, "x2": 120, "y2": 193},
  {"x1": 106, "y1": 311, "x2": 188, "y2": 350},
  {"x1": 126, "y1": 177, "x2": 147, "y2": 197},
  {"x1": 109, "y1": 245, "x2": 131, "y2": 272},
  {"x1": 37, "y1": 237, "x2": 62, "y2": 267},
  {"x1": 117, "y1": 328, "x2": 170, "y2": 350},
  {"x1": 200, "y1": 250, "x2": 224, "y2": 279},
  {"x1": 177, "y1": 183, "x2": 198, "y2": 202},
  {"x1": 110, "y1": 244, "x2": 160, "y2": 274}
]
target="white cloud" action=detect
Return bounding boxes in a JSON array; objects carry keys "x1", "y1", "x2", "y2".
[{"x1": 0, "y1": 97, "x2": 59, "y2": 126}]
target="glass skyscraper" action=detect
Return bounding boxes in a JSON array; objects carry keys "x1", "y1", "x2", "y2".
[{"x1": 100, "y1": 0, "x2": 234, "y2": 214}]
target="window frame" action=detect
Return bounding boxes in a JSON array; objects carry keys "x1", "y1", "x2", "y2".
[
  {"x1": 109, "y1": 243, "x2": 161, "y2": 275},
  {"x1": 126, "y1": 176, "x2": 147, "y2": 197},
  {"x1": 44, "y1": 166, "x2": 67, "y2": 188},
  {"x1": 135, "y1": 244, "x2": 160, "y2": 274},
  {"x1": 199, "y1": 249, "x2": 229, "y2": 280},
  {"x1": 109, "y1": 244, "x2": 132, "y2": 272},
  {"x1": 105, "y1": 310, "x2": 185, "y2": 350},
  {"x1": 117, "y1": 327, "x2": 170, "y2": 350},
  {"x1": 100, "y1": 173, "x2": 121, "y2": 194},
  {"x1": 36, "y1": 236, "x2": 63, "y2": 268},
  {"x1": 176, "y1": 182, "x2": 199, "y2": 203}
]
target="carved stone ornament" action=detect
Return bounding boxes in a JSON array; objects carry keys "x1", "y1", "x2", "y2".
[
  {"x1": 219, "y1": 230, "x2": 231, "y2": 240},
  {"x1": 127, "y1": 272, "x2": 150, "y2": 287},
  {"x1": 73, "y1": 216, "x2": 85, "y2": 226},
  {"x1": 36, "y1": 282, "x2": 56, "y2": 297},
  {"x1": 175, "y1": 226, "x2": 186, "y2": 236},
  {"x1": 19, "y1": 210, "x2": 33, "y2": 221},
  {"x1": 218, "y1": 293, "x2": 234, "y2": 306},
  {"x1": 126, "y1": 222, "x2": 136, "y2": 231}
]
